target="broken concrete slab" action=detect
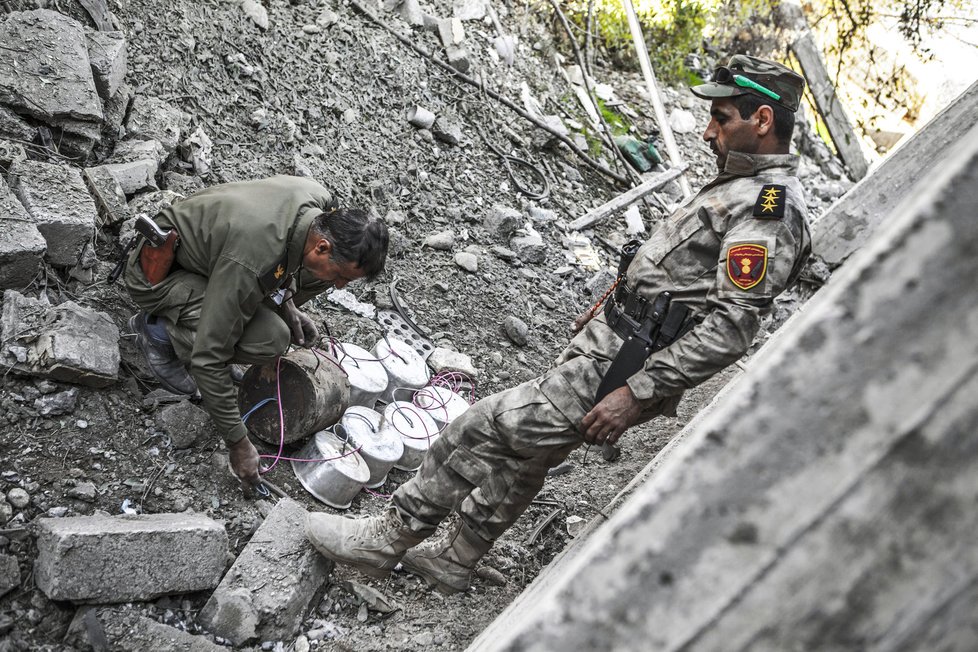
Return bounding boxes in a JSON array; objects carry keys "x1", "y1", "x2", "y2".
[
  {"x1": 0, "y1": 554, "x2": 18, "y2": 599},
  {"x1": 9, "y1": 160, "x2": 96, "y2": 267},
  {"x1": 0, "y1": 10, "x2": 103, "y2": 126},
  {"x1": 102, "y1": 82, "x2": 134, "y2": 141},
  {"x1": 0, "y1": 290, "x2": 120, "y2": 388},
  {"x1": 510, "y1": 230, "x2": 546, "y2": 264},
  {"x1": 156, "y1": 400, "x2": 213, "y2": 449},
  {"x1": 101, "y1": 139, "x2": 165, "y2": 193},
  {"x1": 34, "y1": 512, "x2": 227, "y2": 603},
  {"x1": 163, "y1": 171, "x2": 205, "y2": 196},
  {"x1": 83, "y1": 166, "x2": 131, "y2": 227},
  {"x1": 0, "y1": 176, "x2": 46, "y2": 291},
  {"x1": 200, "y1": 498, "x2": 329, "y2": 646},
  {"x1": 85, "y1": 30, "x2": 127, "y2": 101},
  {"x1": 0, "y1": 140, "x2": 28, "y2": 172},
  {"x1": 427, "y1": 347, "x2": 479, "y2": 380},
  {"x1": 125, "y1": 96, "x2": 189, "y2": 154},
  {"x1": 0, "y1": 106, "x2": 36, "y2": 143},
  {"x1": 66, "y1": 607, "x2": 227, "y2": 652}
]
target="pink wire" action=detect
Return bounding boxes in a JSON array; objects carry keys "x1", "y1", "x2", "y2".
[{"x1": 362, "y1": 486, "x2": 392, "y2": 499}]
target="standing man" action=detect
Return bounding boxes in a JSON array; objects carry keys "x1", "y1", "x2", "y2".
[
  {"x1": 306, "y1": 56, "x2": 812, "y2": 594},
  {"x1": 124, "y1": 175, "x2": 388, "y2": 488}
]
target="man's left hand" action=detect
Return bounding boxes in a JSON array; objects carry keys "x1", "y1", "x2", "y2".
[
  {"x1": 580, "y1": 386, "x2": 642, "y2": 445},
  {"x1": 281, "y1": 299, "x2": 319, "y2": 347}
]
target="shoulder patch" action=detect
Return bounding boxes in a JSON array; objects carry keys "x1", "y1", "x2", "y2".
[
  {"x1": 726, "y1": 243, "x2": 767, "y2": 290},
  {"x1": 753, "y1": 184, "x2": 786, "y2": 219},
  {"x1": 259, "y1": 251, "x2": 290, "y2": 293}
]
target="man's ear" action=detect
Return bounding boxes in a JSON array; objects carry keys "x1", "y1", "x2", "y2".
[
  {"x1": 754, "y1": 105, "x2": 775, "y2": 137},
  {"x1": 316, "y1": 239, "x2": 332, "y2": 255}
]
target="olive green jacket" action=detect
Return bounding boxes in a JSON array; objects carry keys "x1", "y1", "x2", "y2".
[{"x1": 153, "y1": 175, "x2": 333, "y2": 443}]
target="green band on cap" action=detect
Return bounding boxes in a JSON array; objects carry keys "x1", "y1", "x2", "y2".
[{"x1": 733, "y1": 74, "x2": 781, "y2": 101}]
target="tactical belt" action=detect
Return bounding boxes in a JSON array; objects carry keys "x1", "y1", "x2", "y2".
[{"x1": 595, "y1": 284, "x2": 695, "y2": 403}]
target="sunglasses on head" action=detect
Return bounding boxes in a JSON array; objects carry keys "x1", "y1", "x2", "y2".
[{"x1": 713, "y1": 66, "x2": 781, "y2": 102}]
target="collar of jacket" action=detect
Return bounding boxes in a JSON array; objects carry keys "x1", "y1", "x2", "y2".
[
  {"x1": 286, "y1": 206, "x2": 321, "y2": 274},
  {"x1": 699, "y1": 151, "x2": 799, "y2": 195}
]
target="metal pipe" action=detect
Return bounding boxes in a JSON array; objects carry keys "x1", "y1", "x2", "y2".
[{"x1": 621, "y1": 0, "x2": 692, "y2": 198}]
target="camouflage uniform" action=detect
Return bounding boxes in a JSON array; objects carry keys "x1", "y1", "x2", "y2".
[
  {"x1": 124, "y1": 175, "x2": 334, "y2": 444},
  {"x1": 393, "y1": 150, "x2": 812, "y2": 542}
]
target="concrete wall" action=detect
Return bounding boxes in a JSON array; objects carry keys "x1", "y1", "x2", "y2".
[
  {"x1": 812, "y1": 79, "x2": 978, "y2": 267},
  {"x1": 470, "y1": 121, "x2": 978, "y2": 652}
]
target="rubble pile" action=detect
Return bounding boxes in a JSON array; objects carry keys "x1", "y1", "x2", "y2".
[{"x1": 0, "y1": 0, "x2": 853, "y2": 650}]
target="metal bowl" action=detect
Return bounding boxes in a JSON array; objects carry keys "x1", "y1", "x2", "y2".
[
  {"x1": 292, "y1": 428, "x2": 370, "y2": 509},
  {"x1": 371, "y1": 337, "x2": 430, "y2": 404},
  {"x1": 412, "y1": 386, "x2": 470, "y2": 429},
  {"x1": 339, "y1": 406, "x2": 403, "y2": 489},
  {"x1": 335, "y1": 342, "x2": 389, "y2": 408},
  {"x1": 380, "y1": 401, "x2": 439, "y2": 472}
]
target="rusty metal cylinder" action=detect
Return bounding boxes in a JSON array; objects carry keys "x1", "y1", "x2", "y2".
[{"x1": 237, "y1": 349, "x2": 350, "y2": 445}]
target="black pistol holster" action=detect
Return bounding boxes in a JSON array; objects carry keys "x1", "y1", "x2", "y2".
[{"x1": 594, "y1": 244, "x2": 695, "y2": 403}]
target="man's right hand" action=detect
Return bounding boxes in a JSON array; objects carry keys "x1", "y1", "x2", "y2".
[{"x1": 228, "y1": 436, "x2": 261, "y2": 490}]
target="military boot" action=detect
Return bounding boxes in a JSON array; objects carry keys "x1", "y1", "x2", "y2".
[
  {"x1": 129, "y1": 313, "x2": 198, "y2": 396},
  {"x1": 305, "y1": 508, "x2": 425, "y2": 579},
  {"x1": 400, "y1": 521, "x2": 492, "y2": 594}
]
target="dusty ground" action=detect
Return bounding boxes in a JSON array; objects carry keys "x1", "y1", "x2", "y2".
[{"x1": 0, "y1": 0, "x2": 840, "y2": 650}]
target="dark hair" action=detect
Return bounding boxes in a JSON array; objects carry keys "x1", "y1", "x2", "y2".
[
  {"x1": 311, "y1": 208, "x2": 389, "y2": 279},
  {"x1": 733, "y1": 94, "x2": 795, "y2": 145}
]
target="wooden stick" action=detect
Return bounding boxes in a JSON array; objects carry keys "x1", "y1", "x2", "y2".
[
  {"x1": 349, "y1": 0, "x2": 630, "y2": 186},
  {"x1": 568, "y1": 165, "x2": 687, "y2": 230},
  {"x1": 621, "y1": 0, "x2": 693, "y2": 198}
]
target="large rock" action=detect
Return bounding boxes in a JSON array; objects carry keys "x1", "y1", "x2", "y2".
[
  {"x1": 0, "y1": 10, "x2": 103, "y2": 125},
  {"x1": 510, "y1": 230, "x2": 546, "y2": 264},
  {"x1": 125, "y1": 96, "x2": 189, "y2": 155},
  {"x1": 0, "y1": 554, "x2": 18, "y2": 599},
  {"x1": 0, "y1": 176, "x2": 46, "y2": 290},
  {"x1": 83, "y1": 166, "x2": 131, "y2": 227},
  {"x1": 484, "y1": 205, "x2": 521, "y2": 240},
  {"x1": 34, "y1": 512, "x2": 227, "y2": 602},
  {"x1": 156, "y1": 400, "x2": 213, "y2": 449},
  {"x1": 0, "y1": 290, "x2": 120, "y2": 387},
  {"x1": 200, "y1": 498, "x2": 330, "y2": 646},
  {"x1": 98, "y1": 139, "x2": 165, "y2": 194},
  {"x1": 85, "y1": 31, "x2": 128, "y2": 101},
  {"x1": 0, "y1": 106, "x2": 36, "y2": 143},
  {"x1": 9, "y1": 160, "x2": 96, "y2": 267}
]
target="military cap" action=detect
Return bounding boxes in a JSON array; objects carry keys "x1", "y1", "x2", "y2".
[{"x1": 691, "y1": 54, "x2": 805, "y2": 113}]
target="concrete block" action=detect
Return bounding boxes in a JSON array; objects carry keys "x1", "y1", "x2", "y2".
[
  {"x1": 126, "y1": 96, "x2": 189, "y2": 154},
  {"x1": 200, "y1": 498, "x2": 330, "y2": 646},
  {"x1": 106, "y1": 610, "x2": 227, "y2": 651},
  {"x1": 83, "y1": 166, "x2": 131, "y2": 227},
  {"x1": 156, "y1": 400, "x2": 213, "y2": 448},
  {"x1": 0, "y1": 10, "x2": 103, "y2": 124},
  {"x1": 102, "y1": 82, "x2": 134, "y2": 141},
  {"x1": 85, "y1": 31, "x2": 127, "y2": 100},
  {"x1": 474, "y1": 122, "x2": 978, "y2": 652},
  {"x1": 0, "y1": 290, "x2": 120, "y2": 387},
  {"x1": 0, "y1": 554, "x2": 18, "y2": 599},
  {"x1": 397, "y1": 0, "x2": 425, "y2": 26},
  {"x1": 98, "y1": 139, "x2": 165, "y2": 194},
  {"x1": 0, "y1": 176, "x2": 45, "y2": 290},
  {"x1": 510, "y1": 230, "x2": 546, "y2": 264},
  {"x1": 34, "y1": 512, "x2": 227, "y2": 602},
  {"x1": 163, "y1": 171, "x2": 205, "y2": 196},
  {"x1": 484, "y1": 205, "x2": 521, "y2": 240},
  {"x1": 0, "y1": 106, "x2": 36, "y2": 142},
  {"x1": 0, "y1": 139, "x2": 28, "y2": 171},
  {"x1": 9, "y1": 160, "x2": 96, "y2": 267}
]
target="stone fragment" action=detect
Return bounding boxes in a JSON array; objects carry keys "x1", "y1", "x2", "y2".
[
  {"x1": 397, "y1": 0, "x2": 424, "y2": 26},
  {"x1": 427, "y1": 347, "x2": 479, "y2": 380},
  {"x1": 0, "y1": 175, "x2": 46, "y2": 290},
  {"x1": 34, "y1": 388, "x2": 79, "y2": 416},
  {"x1": 83, "y1": 167, "x2": 131, "y2": 226},
  {"x1": 528, "y1": 206, "x2": 558, "y2": 223},
  {"x1": 85, "y1": 31, "x2": 127, "y2": 100},
  {"x1": 0, "y1": 106, "x2": 36, "y2": 142},
  {"x1": 67, "y1": 481, "x2": 96, "y2": 502},
  {"x1": 99, "y1": 611, "x2": 227, "y2": 652},
  {"x1": 490, "y1": 245, "x2": 516, "y2": 261},
  {"x1": 424, "y1": 230, "x2": 455, "y2": 251},
  {"x1": 129, "y1": 190, "x2": 183, "y2": 219},
  {"x1": 0, "y1": 554, "x2": 18, "y2": 599},
  {"x1": 510, "y1": 230, "x2": 547, "y2": 264},
  {"x1": 668, "y1": 108, "x2": 697, "y2": 134},
  {"x1": 240, "y1": 0, "x2": 269, "y2": 30},
  {"x1": 200, "y1": 498, "x2": 329, "y2": 646},
  {"x1": 453, "y1": 0, "x2": 487, "y2": 20},
  {"x1": 6, "y1": 488, "x2": 29, "y2": 509},
  {"x1": 484, "y1": 205, "x2": 521, "y2": 240},
  {"x1": 502, "y1": 315, "x2": 529, "y2": 346},
  {"x1": 623, "y1": 205, "x2": 645, "y2": 234},
  {"x1": 0, "y1": 290, "x2": 120, "y2": 387},
  {"x1": 0, "y1": 10, "x2": 103, "y2": 124},
  {"x1": 454, "y1": 251, "x2": 478, "y2": 273},
  {"x1": 0, "y1": 139, "x2": 28, "y2": 171},
  {"x1": 100, "y1": 139, "x2": 165, "y2": 193},
  {"x1": 438, "y1": 18, "x2": 465, "y2": 48},
  {"x1": 156, "y1": 400, "x2": 213, "y2": 449},
  {"x1": 34, "y1": 512, "x2": 227, "y2": 602},
  {"x1": 0, "y1": 500, "x2": 12, "y2": 525},
  {"x1": 163, "y1": 172, "x2": 205, "y2": 196},
  {"x1": 180, "y1": 127, "x2": 213, "y2": 177},
  {"x1": 9, "y1": 160, "x2": 96, "y2": 267},
  {"x1": 432, "y1": 117, "x2": 464, "y2": 146},
  {"x1": 445, "y1": 45, "x2": 471, "y2": 74},
  {"x1": 126, "y1": 97, "x2": 189, "y2": 154},
  {"x1": 585, "y1": 268, "x2": 617, "y2": 296}
]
